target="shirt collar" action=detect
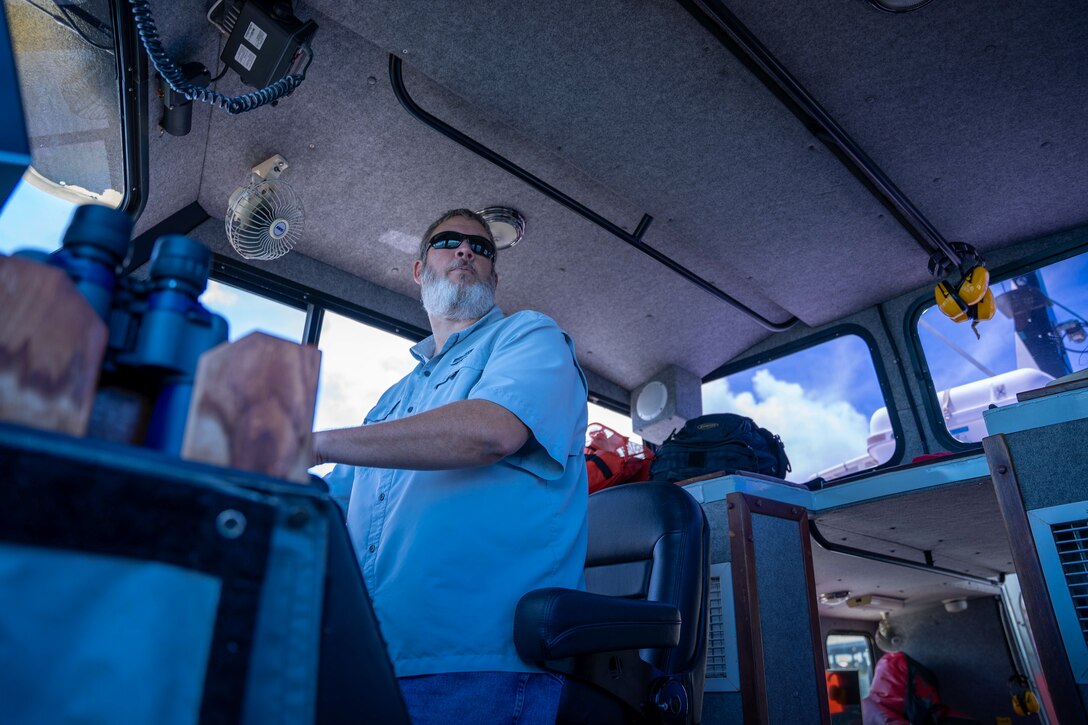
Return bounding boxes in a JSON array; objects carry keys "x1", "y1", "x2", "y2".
[{"x1": 410, "y1": 306, "x2": 505, "y2": 363}]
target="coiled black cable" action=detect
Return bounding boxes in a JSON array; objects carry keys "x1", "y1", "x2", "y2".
[{"x1": 127, "y1": 0, "x2": 312, "y2": 115}]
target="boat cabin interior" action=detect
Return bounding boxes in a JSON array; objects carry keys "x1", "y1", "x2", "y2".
[{"x1": 3, "y1": 0, "x2": 1088, "y2": 722}]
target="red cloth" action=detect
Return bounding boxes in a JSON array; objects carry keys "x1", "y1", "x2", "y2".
[
  {"x1": 910, "y1": 452, "x2": 955, "y2": 464},
  {"x1": 861, "y1": 652, "x2": 975, "y2": 725},
  {"x1": 863, "y1": 652, "x2": 909, "y2": 724},
  {"x1": 585, "y1": 423, "x2": 653, "y2": 493}
]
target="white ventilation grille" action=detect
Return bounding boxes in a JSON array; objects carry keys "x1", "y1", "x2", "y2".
[
  {"x1": 707, "y1": 572, "x2": 729, "y2": 678},
  {"x1": 705, "y1": 562, "x2": 740, "y2": 691},
  {"x1": 1027, "y1": 502, "x2": 1088, "y2": 684},
  {"x1": 1052, "y1": 519, "x2": 1088, "y2": 645}
]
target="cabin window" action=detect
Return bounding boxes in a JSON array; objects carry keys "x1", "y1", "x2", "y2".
[
  {"x1": 2, "y1": 0, "x2": 124, "y2": 207},
  {"x1": 0, "y1": 177, "x2": 77, "y2": 254},
  {"x1": 202, "y1": 279, "x2": 306, "y2": 343},
  {"x1": 702, "y1": 333, "x2": 895, "y2": 484},
  {"x1": 587, "y1": 402, "x2": 640, "y2": 444},
  {"x1": 826, "y1": 632, "x2": 874, "y2": 698},
  {"x1": 309, "y1": 310, "x2": 415, "y2": 474},
  {"x1": 915, "y1": 249, "x2": 1088, "y2": 444}
]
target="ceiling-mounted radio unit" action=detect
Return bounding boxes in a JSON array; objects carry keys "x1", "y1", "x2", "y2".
[{"x1": 220, "y1": 1, "x2": 318, "y2": 89}]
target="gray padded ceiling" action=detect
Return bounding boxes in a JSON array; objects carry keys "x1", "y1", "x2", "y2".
[
  {"x1": 195, "y1": 6, "x2": 774, "y2": 387},
  {"x1": 302, "y1": 0, "x2": 921, "y2": 327},
  {"x1": 724, "y1": 0, "x2": 1088, "y2": 250},
  {"x1": 141, "y1": 0, "x2": 1088, "y2": 391}
]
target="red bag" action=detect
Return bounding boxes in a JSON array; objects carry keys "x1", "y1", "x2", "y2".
[
  {"x1": 585, "y1": 423, "x2": 654, "y2": 494},
  {"x1": 861, "y1": 651, "x2": 975, "y2": 724}
]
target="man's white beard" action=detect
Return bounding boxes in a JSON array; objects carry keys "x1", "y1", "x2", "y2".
[{"x1": 420, "y1": 262, "x2": 496, "y2": 321}]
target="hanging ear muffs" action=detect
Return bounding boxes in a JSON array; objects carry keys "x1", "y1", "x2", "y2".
[
  {"x1": 934, "y1": 281, "x2": 969, "y2": 322},
  {"x1": 929, "y1": 242, "x2": 991, "y2": 326},
  {"x1": 1008, "y1": 674, "x2": 1041, "y2": 716},
  {"x1": 958, "y1": 264, "x2": 990, "y2": 306},
  {"x1": 1012, "y1": 691, "x2": 1041, "y2": 717},
  {"x1": 972, "y1": 288, "x2": 996, "y2": 322}
]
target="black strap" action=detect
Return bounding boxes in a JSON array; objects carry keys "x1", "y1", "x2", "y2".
[{"x1": 586, "y1": 453, "x2": 613, "y2": 480}]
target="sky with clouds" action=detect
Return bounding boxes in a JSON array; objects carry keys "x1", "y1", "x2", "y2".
[
  {"x1": 0, "y1": 178, "x2": 77, "y2": 255},
  {"x1": 702, "y1": 335, "x2": 887, "y2": 483}
]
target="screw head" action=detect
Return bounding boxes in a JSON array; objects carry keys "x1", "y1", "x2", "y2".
[
  {"x1": 286, "y1": 506, "x2": 310, "y2": 528},
  {"x1": 216, "y1": 509, "x2": 247, "y2": 539}
]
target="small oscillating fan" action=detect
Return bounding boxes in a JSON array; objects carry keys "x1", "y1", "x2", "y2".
[{"x1": 225, "y1": 154, "x2": 304, "y2": 260}]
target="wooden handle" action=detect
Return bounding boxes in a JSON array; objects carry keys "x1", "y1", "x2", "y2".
[
  {"x1": 182, "y1": 331, "x2": 321, "y2": 482},
  {"x1": 0, "y1": 256, "x2": 107, "y2": 436}
]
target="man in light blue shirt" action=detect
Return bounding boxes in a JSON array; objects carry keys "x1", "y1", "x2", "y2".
[{"x1": 314, "y1": 209, "x2": 589, "y2": 724}]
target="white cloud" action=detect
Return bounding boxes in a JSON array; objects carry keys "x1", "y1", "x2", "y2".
[
  {"x1": 703, "y1": 370, "x2": 871, "y2": 483},
  {"x1": 313, "y1": 311, "x2": 415, "y2": 433},
  {"x1": 202, "y1": 280, "x2": 245, "y2": 310}
]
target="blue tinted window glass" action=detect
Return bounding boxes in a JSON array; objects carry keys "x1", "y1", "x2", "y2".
[
  {"x1": 202, "y1": 279, "x2": 306, "y2": 343},
  {"x1": 702, "y1": 335, "x2": 892, "y2": 483},
  {"x1": 0, "y1": 178, "x2": 77, "y2": 255},
  {"x1": 917, "y1": 250, "x2": 1088, "y2": 443}
]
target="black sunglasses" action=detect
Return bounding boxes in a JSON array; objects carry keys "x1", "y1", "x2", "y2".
[{"x1": 427, "y1": 231, "x2": 496, "y2": 259}]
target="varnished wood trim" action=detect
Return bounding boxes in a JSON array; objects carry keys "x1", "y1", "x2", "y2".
[
  {"x1": 1016, "y1": 374, "x2": 1088, "y2": 402},
  {"x1": 727, "y1": 492, "x2": 767, "y2": 723},
  {"x1": 727, "y1": 492, "x2": 830, "y2": 724},
  {"x1": 797, "y1": 513, "x2": 833, "y2": 725},
  {"x1": 983, "y1": 434, "x2": 1087, "y2": 723}
]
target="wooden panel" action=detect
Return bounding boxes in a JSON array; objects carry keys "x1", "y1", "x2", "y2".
[
  {"x1": 0, "y1": 257, "x2": 106, "y2": 436},
  {"x1": 1016, "y1": 374, "x2": 1088, "y2": 402},
  {"x1": 728, "y1": 493, "x2": 830, "y2": 724},
  {"x1": 983, "y1": 433, "x2": 1087, "y2": 724},
  {"x1": 182, "y1": 332, "x2": 320, "y2": 482}
]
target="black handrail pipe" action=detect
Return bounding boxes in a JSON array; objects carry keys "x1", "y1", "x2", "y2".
[
  {"x1": 111, "y1": 0, "x2": 150, "y2": 221},
  {"x1": 680, "y1": 0, "x2": 964, "y2": 269},
  {"x1": 388, "y1": 54, "x2": 799, "y2": 333},
  {"x1": 810, "y1": 520, "x2": 997, "y2": 588}
]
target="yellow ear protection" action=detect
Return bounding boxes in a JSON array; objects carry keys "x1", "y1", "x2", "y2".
[
  {"x1": 1008, "y1": 674, "x2": 1041, "y2": 716},
  {"x1": 930, "y1": 242, "x2": 993, "y2": 335},
  {"x1": 934, "y1": 280, "x2": 970, "y2": 322}
]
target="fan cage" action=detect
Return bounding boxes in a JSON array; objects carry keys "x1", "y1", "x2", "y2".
[{"x1": 225, "y1": 180, "x2": 304, "y2": 261}]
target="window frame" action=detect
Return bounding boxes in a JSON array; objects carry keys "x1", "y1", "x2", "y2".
[
  {"x1": 2, "y1": 0, "x2": 147, "y2": 215},
  {"x1": 702, "y1": 323, "x2": 905, "y2": 476},
  {"x1": 112, "y1": 0, "x2": 149, "y2": 218},
  {"x1": 905, "y1": 235, "x2": 1088, "y2": 452},
  {"x1": 210, "y1": 253, "x2": 429, "y2": 347},
  {"x1": 824, "y1": 629, "x2": 876, "y2": 684},
  {"x1": 207, "y1": 254, "x2": 630, "y2": 414}
]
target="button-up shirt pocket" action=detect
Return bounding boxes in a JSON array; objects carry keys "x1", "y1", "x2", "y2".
[{"x1": 364, "y1": 399, "x2": 400, "y2": 425}]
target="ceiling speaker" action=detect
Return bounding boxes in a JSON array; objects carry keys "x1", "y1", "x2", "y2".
[{"x1": 631, "y1": 365, "x2": 702, "y2": 444}]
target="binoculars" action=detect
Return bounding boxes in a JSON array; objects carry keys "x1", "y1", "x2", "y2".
[{"x1": 15, "y1": 204, "x2": 229, "y2": 453}]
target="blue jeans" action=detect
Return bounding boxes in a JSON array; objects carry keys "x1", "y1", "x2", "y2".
[{"x1": 397, "y1": 671, "x2": 563, "y2": 725}]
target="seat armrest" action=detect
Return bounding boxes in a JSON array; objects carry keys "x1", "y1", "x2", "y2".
[{"x1": 515, "y1": 587, "x2": 681, "y2": 661}]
